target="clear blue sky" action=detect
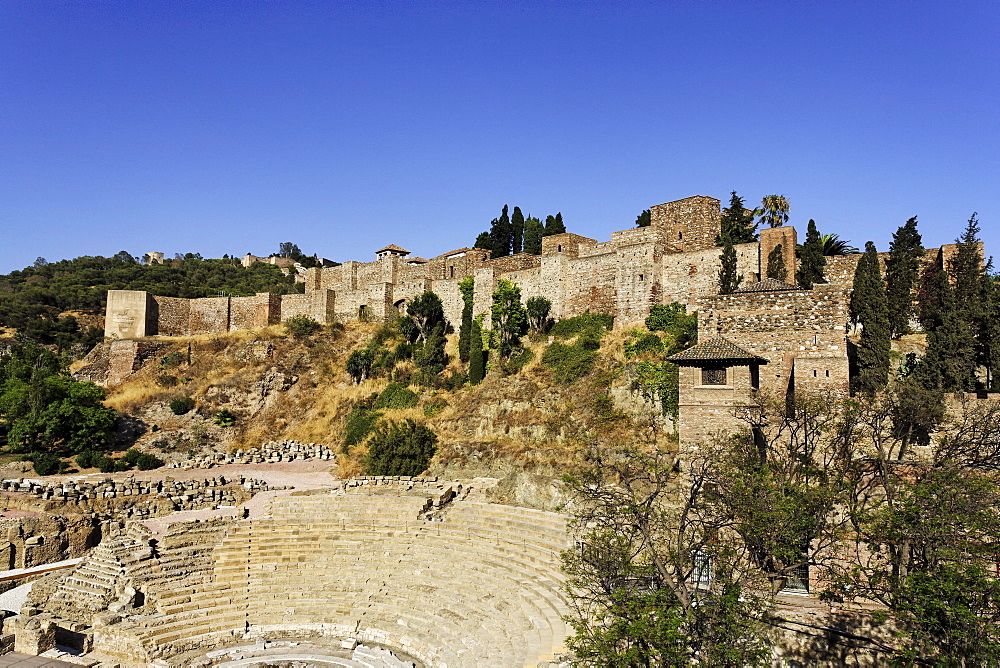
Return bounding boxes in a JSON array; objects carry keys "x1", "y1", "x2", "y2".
[{"x1": 2, "y1": 1, "x2": 998, "y2": 272}]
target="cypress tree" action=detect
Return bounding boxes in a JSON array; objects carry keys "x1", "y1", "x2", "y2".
[
  {"x1": 544, "y1": 212, "x2": 566, "y2": 236},
  {"x1": 718, "y1": 236, "x2": 741, "y2": 294},
  {"x1": 523, "y1": 216, "x2": 543, "y2": 254},
  {"x1": 796, "y1": 219, "x2": 827, "y2": 289},
  {"x1": 511, "y1": 206, "x2": 525, "y2": 255},
  {"x1": 489, "y1": 205, "x2": 511, "y2": 258},
  {"x1": 766, "y1": 244, "x2": 787, "y2": 282},
  {"x1": 950, "y1": 213, "x2": 989, "y2": 388},
  {"x1": 851, "y1": 242, "x2": 891, "y2": 395},
  {"x1": 635, "y1": 209, "x2": 651, "y2": 228},
  {"x1": 717, "y1": 191, "x2": 758, "y2": 244},
  {"x1": 458, "y1": 277, "x2": 474, "y2": 363},
  {"x1": 916, "y1": 260, "x2": 977, "y2": 392},
  {"x1": 885, "y1": 217, "x2": 924, "y2": 339},
  {"x1": 468, "y1": 319, "x2": 485, "y2": 385}
]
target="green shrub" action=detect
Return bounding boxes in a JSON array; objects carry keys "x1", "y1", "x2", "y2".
[
  {"x1": 31, "y1": 453, "x2": 64, "y2": 476},
  {"x1": 343, "y1": 395, "x2": 383, "y2": 447},
  {"x1": 75, "y1": 449, "x2": 97, "y2": 469},
  {"x1": 284, "y1": 315, "x2": 322, "y2": 338},
  {"x1": 159, "y1": 351, "x2": 185, "y2": 369},
  {"x1": 214, "y1": 409, "x2": 237, "y2": 427},
  {"x1": 136, "y1": 453, "x2": 164, "y2": 470},
  {"x1": 363, "y1": 419, "x2": 438, "y2": 477},
  {"x1": 156, "y1": 374, "x2": 178, "y2": 387},
  {"x1": 169, "y1": 397, "x2": 195, "y2": 415},
  {"x1": 500, "y1": 347, "x2": 534, "y2": 376},
  {"x1": 374, "y1": 383, "x2": 419, "y2": 410},
  {"x1": 95, "y1": 455, "x2": 118, "y2": 473},
  {"x1": 542, "y1": 342, "x2": 598, "y2": 383},
  {"x1": 624, "y1": 330, "x2": 664, "y2": 360},
  {"x1": 346, "y1": 348, "x2": 375, "y2": 383},
  {"x1": 123, "y1": 448, "x2": 143, "y2": 465},
  {"x1": 423, "y1": 398, "x2": 448, "y2": 418},
  {"x1": 550, "y1": 312, "x2": 614, "y2": 339}
]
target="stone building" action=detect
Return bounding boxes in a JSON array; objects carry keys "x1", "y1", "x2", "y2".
[{"x1": 107, "y1": 195, "x2": 791, "y2": 339}]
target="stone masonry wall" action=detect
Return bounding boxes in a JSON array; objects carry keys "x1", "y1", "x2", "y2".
[
  {"x1": 649, "y1": 195, "x2": 721, "y2": 252},
  {"x1": 152, "y1": 297, "x2": 191, "y2": 337},
  {"x1": 188, "y1": 297, "x2": 230, "y2": 335},
  {"x1": 696, "y1": 283, "x2": 851, "y2": 394}
]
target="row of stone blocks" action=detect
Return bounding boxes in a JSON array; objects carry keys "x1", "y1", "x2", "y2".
[{"x1": 125, "y1": 495, "x2": 573, "y2": 667}]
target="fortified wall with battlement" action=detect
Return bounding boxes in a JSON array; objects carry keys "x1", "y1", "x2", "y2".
[{"x1": 105, "y1": 195, "x2": 801, "y2": 338}]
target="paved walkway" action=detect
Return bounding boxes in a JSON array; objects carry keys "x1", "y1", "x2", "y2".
[{"x1": 0, "y1": 654, "x2": 80, "y2": 667}]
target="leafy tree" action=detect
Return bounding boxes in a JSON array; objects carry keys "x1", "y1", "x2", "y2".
[
  {"x1": 214, "y1": 409, "x2": 236, "y2": 427},
  {"x1": 346, "y1": 348, "x2": 375, "y2": 384},
  {"x1": 563, "y1": 445, "x2": 771, "y2": 666},
  {"x1": 756, "y1": 194, "x2": 790, "y2": 228},
  {"x1": 717, "y1": 191, "x2": 757, "y2": 244},
  {"x1": 522, "y1": 216, "x2": 544, "y2": 255},
  {"x1": 820, "y1": 233, "x2": 859, "y2": 256},
  {"x1": 0, "y1": 337, "x2": 118, "y2": 455},
  {"x1": 458, "y1": 277, "x2": 474, "y2": 363},
  {"x1": 645, "y1": 303, "x2": 697, "y2": 348},
  {"x1": 796, "y1": 219, "x2": 827, "y2": 288},
  {"x1": 884, "y1": 217, "x2": 924, "y2": 339},
  {"x1": 765, "y1": 243, "x2": 787, "y2": 282},
  {"x1": 468, "y1": 318, "x2": 485, "y2": 385},
  {"x1": 284, "y1": 315, "x2": 321, "y2": 338},
  {"x1": 489, "y1": 205, "x2": 512, "y2": 258},
  {"x1": 543, "y1": 212, "x2": 566, "y2": 236},
  {"x1": 718, "y1": 236, "x2": 741, "y2": 294},
  {"x1": 473, "y1": 231, "x2": 492, "y2": 252},
  {"x1": 363, "y1": 419, "x2": 437, "y2": 477},
  {"x1": 278, "y1": 242, "x2": 302, "y2": 259},
  {"x1": 526, "y1": 296, "x2": 552, "y2": 331},
  {"x1": 511, "y1": 206, "x2": 525, "y2": 255},
  {"x1": 851, "y1": 242, "x2": 891, "y2": 394},
  {"x1": 491, "y1": 279, "x2": 528, "y2": 359},
  {"x1": 405, "y1": 291, "x2": 445, "y2": 343},
  {"x1": 635, "y1": 209, "x2": 651, "y2": 228}
]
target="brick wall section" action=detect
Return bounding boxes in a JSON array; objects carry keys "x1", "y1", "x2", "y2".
[
  {"x1": 152, "y1": 297, "x2": 191, "y2": 337},
  {"x1": 649, "y1": 195, "x2": 721, "y2": 252},
  {"x1": 696, "y1": 283, "x2": 851, "y2": 394},
  {"x1": 188, "y1": 298, "x2": 230, "y2": 335},
  {"x1": 759, "y1": 226, "x2": 798, "y2": 283},
  {"x1": 676, "y1": 364, "x2": 759, "y2": 445}
]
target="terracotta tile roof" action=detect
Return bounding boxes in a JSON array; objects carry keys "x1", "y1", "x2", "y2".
[
  {"x1": 733, "y1": 278, "x2": 802, "y2": 293},
  {"x1": 405, "y1": 257, "x2": 429, "y2": 264},
  {"x1": 377, "y1": 244, "x2": 410, "y2": 254},
  {"x1": 666, "y1": 337, "x2": 767, "y2": 365}
]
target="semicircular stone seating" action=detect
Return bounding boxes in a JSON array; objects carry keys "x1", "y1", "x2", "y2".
[{"x1": 131, "y1": 494, "x2": 573, "y2": 667}]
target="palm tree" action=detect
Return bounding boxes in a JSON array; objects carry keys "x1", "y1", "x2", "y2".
[
  {"x1": 756, "y1": 195, "x2": 790, "y2": 228},
  {"x1": 821, "y1": 233, "x2": 859, "y2": 256}
]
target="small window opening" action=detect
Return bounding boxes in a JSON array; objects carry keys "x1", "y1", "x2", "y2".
[
  {"x1": 783, "y1": 559, "x2": 810, "y2": 593},
  {"x1": 692, "y1": 551, "x2": 712, "y2": 589},
  {"x1": 678, "y1": 231, "x2": 683, "y2": 240},
  {"x1": 450, "y1": 266, "x2": 455, "y2": 278},
  {"x1": 813, "y1": 369, "x2": 817, "y2": 377},
  {"x1": 750, "y1": 365, "x2": 760, "y2": 389},
  {"x1": 825, "y1": 370, "x2": 830, "y2": 378},
  {"x1": 638, "y1": 274, "x2": 644, "y2": 281},
  {"x1": 557, "y1": 244, "x2": 562, "y2": 252},
  {"x1": 701, "y1": 367, "x2": 727, "y2": 386}
]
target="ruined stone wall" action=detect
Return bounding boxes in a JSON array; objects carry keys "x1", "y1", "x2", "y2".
[
  {"x1": 188, "y1": 297, "x2": 230, "y2": 335},
  {"x1": 612, "y1": 239, "x2": 664, "y2": 326},
  {"x1": 697, "y1": 283, "x2": 851, "y2": 394},
  {"x1": 659, "y1": 242, "x2": 759, "y2": 306},
  {"x1": 152, "y1": 297, "x2": 191, "y2": 337},
  {"x1": 759, "y1": 226, "x2": 798, "y2": 283},
  {"x1": 649, "y1": 195, "x2": 721, "y2": 252},
  {"x1": 562, "y1": 251, "x2": 619, "y2": 318},
  {"x1": 426, "y1": 248, "x2": 490, "y2": 281},
  {"x1": 485, "y1": 252, "x2": 542, "y2": 274},
  {"x1": 229, "y1": 295, "x2": 263, "y2": 331}
]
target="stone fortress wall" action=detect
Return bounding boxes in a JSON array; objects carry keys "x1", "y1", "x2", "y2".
[{"x1": 105, "y1": 195, "x2": 785, "y2": 339}]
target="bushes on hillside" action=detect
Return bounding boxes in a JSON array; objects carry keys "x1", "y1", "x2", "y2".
[
  {"x1": 169, "y1": 397, "x2": 195, "y2": 415},
  {"x1": 363, "y1": 419, "x2": 438, "y2": 477},
  {"x1": 550, "y1": 312, "x2": 614, "y2": 339},
  {"x1": 373, "y1": 383, "x2": 419, "y2": 410},
  {"x1": 284, "y1": 315, "x2": 322, "y2": 338},
  {"x1": 543, "y1": 342, "x2": 599, "y2": 383}
]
